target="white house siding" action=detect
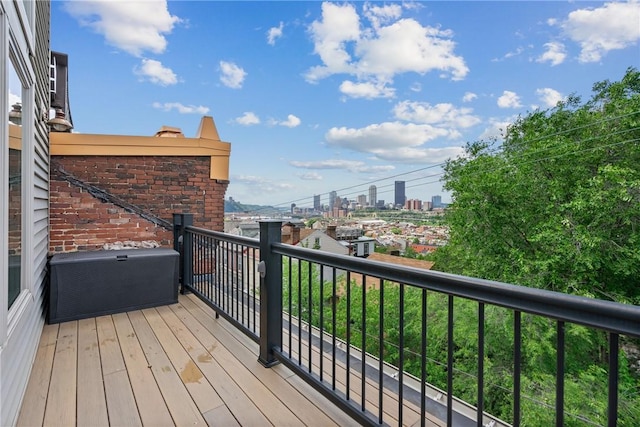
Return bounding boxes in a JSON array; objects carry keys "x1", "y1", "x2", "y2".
[
  {"x1": 299, "y1": 230, "x2": 349, "y2": 256},
  {"x1": 0, "y1": 1, "x2": 50, "y2": 425}
]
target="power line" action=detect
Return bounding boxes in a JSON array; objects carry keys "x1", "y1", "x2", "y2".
[{"x1": 237, "y1": 110, "x2": 640, "y2": 215}]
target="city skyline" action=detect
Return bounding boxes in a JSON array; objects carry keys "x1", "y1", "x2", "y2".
[{"x1": 49, "y1": 1, "x2": 640, "y2": 206}]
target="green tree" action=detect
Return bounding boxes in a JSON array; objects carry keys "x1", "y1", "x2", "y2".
[{"x1": 434, "y1": 68, "x2": 640, "y2": 303}]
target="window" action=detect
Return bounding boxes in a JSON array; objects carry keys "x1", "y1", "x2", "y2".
[{"x1": 7, "y1": 59, "x2": 23, "y2": 309}]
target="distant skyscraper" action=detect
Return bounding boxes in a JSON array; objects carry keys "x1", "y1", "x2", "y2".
[
  {"x1": 369, "y1": 185, "x2": 377, "y2": 207},
  {"x1": 357, "y1": 194, "x2": 367, "y2": 207},
  {"x1": 432, "y1": 195, "x2": 442, "y2": 209},
  {"x1": 329, "y1": 190, "x2": 337, "y2": 211},
  {"x1": 394, "y1": 181, "x2": 406, "y2": 207},
  {"x1": 313, "y1": 194, "x2": 321, "y2": 211}
]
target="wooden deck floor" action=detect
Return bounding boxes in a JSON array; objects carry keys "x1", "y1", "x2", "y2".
[{"x1": 16, "y1": 293, "x2": 445, "y2": 426}]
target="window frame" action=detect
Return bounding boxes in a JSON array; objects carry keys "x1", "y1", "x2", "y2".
[{"x1": 1, "y1": 2, "x2": 36, "y2": 342}]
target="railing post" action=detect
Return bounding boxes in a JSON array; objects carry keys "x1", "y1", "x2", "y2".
[
  {"x1": 173, "y1": 213, "x2": 193, "y2": 294},
  {"x1": 258, "y1": 220, "x2": 283, "y2": 367}
]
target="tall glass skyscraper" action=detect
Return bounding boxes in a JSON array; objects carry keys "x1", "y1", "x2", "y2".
[
  {"x1": 329, "y1": 190, "x2": 337, "y2": 211},
  {"x1": 368, "y1": 185, "x2": 377, "y2": 207},
  {"x1": 394, "y1": 181, "x2": 406, "y2": 207}
]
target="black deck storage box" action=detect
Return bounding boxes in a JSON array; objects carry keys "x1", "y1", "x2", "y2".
[{"x1": 49, "y1": 248, "x2": 179, "y2": 324}]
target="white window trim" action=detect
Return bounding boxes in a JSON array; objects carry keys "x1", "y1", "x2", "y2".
[
  {"x1": 1, "y1": 1, "x2": 36, "y2": 344},
  {"x1": 0, "y1": 8, "x2": 9, "y2": 345}
]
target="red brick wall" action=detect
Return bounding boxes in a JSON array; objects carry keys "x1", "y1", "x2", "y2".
[{"x1": 50, "y1": 155, "x2": 228, "y2": 253}]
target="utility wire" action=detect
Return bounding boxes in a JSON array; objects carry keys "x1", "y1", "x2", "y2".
[{"x1": 237, "y1": 110, "x2": 640, "y2": 215}]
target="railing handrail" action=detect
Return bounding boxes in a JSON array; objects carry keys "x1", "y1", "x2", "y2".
[
  {"x1": 186, "y1": 225, "x2": 260, "y2": 248},
  {"x1": 271, "y1": 241, "x2": 640, "y2": 338}
]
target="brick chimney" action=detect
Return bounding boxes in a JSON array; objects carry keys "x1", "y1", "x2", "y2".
[
  {"x1": 292, "y1": 226, "x2": 300, "y2": 245},
  {"x1": 326, "y1": 225, "x2": 337, "y2": 240}
]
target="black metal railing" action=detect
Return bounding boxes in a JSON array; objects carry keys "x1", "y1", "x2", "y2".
[
  {"x1": 174, "y1": 213, "x2": 260, "y2": 342},
  {"x1": 173, "y1": 214, "x2": 640, "y2": 427}
]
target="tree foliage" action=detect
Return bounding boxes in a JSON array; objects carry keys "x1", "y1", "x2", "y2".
[{"x1": 434, "y1": 68, "x2": 640, "y2": 304}]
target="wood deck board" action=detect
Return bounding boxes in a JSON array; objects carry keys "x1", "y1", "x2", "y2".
[
  {"x1": 76, "y1": 318, "x2": 109, "y2": 427},
  {"x1": 140, "y1": 307, "x2": 223, "y2": 414},
  {"x1": 43, "y1": 321, "x2": 77, "y2": 427},
  {"x1": 16, "y1": 324, "x2": 59, "y2": 427},
  {"x1": 18, "y1": 294, "x2": 437, "y2": 427},
  {"x1": 127, "y1": 310, "x2": 206, "y2": 426},
  {"x1": 173, "y1": 298, "x2": 305, "y2": 426},
  {"x1": 179, "y1": 296, "x2": 339, "y2": 427},
  {"x1": 164, "y1": 304, "x2": 271, "y2": 426},
  {"x1": 111, "y1": 313, "x2": 174, "y2": 426},
  {"x1": 96, "y1": 315, "x2": 142, "y2": 427}
]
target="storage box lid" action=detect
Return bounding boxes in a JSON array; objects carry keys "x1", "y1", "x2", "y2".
[{"x1": 50, "y1": 248, "x2": 178, "y2": 265}]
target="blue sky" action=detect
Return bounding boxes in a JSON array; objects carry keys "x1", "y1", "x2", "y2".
[{"x1": 50, "y1": 1, "x2": 640, "y2": 207}]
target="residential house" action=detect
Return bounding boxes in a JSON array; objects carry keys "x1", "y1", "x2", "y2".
[
  {"x1": 298, "y1": 229, "x2": 349, "y2": 255},
  {"x1": 349, "y1": 237, "x2": 376, "y2": 257}
]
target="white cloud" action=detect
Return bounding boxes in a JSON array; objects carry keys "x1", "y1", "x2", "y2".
[
  {"x1": 462, "y1": 92, "x2": 477, "y2": 103},
  {"x1": 152, "y1": 102, "x2": 209, "y2": 115},
  {"x1": 410, "y1": 82, "x2": 422, "y2": 92},
  {"x1": 478, "y1": 117, "x2": 516, "y2": 141},
  {"x1": 355, "y1": 19, "x2": 468, "y2": 80},
  {"x1": 306, "y1": 2, "x2": 360, "y2": 82},
  {"x1": 536, "y1": 41, "x2": 566, "y2": 66},
  {"x1": 64, "y1": 1, "x2": 181, "y2": 56},
  {"x1": 234, "y1": 112, "x2": 260, "y2": 126},
  {"x1": 298, "y1": 172, "x2": 323, "y2": 181},
  {"x1": 339, "y1": 80, "x2": 395, "y2": 99},
  {"x1": 363, "y1": 3, "x2": 402, "y2": 29},
  {"x1": 393, "y1": 101, "x2": 481, "y2": 128},
  {"x1": 305, "y1": 2, "x2": 468, "y2": 93},
  {"x1": 233, "y1": 175, "x2": 294, "y2": 195},
  {"x1": 373, "y1": 146, "x2": 464, "y2": 163},
  {"x1": 492, "y1": 46, "x2": 524, "y2": 62},
  {"x1": 8, "y1": 91, "x2": 21, "y2": 107},
  {"x1": 555, "y1": 1, "x2": 640, "y2": 63},
  {"x1": 219, "y1": 61, "x2": 247, "y2": 89},
  {"x1": 325, "y1": 121, "x2": 463, "y2": 163},
  {"x1": 273, "y1": 114, "x2": 301, "y2": 128},
  {"x1": 536, "y1": 88, "x2": 564, "y2": 108},
  {"x1": 134, "y1": 59, "x2": 178, "y2": 86},
  {"x1": 289, "y1": 159, "x2": 395, "y2": 173},
  {"x1": 267, "y1": 22, "x2": 284, "y2": 46},
  {"x1": 497, "y1": 91, "x2": 522, "y2": 109}
]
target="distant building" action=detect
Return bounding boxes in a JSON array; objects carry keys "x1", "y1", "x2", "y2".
[
  {"x1": 369, "y1": 185, "x2": 377, "y2": 207},
  {"x1": 357, "y1": 194, "x2": 367, "y2": 207},
  {"x1": 394, "y1": 181, "x2": 406, "y2": 207},
  {"x1": 350, "y1": 237, "x2": 376, "y2": 257},
  {"x1": 313, "y1": 194, "x2": 321, "y2": 211},
  {"x1": 298, "y1": 229, "x2": 349, "y2": 256},
  {"x1": 432, "y1": 195, "x2": 442, "y2": 209},
  {"x1": 405, "y1": 199, "x2": 422, "y2": 211},
  {"x1": 329, "y1": 190, "x2": 337, "y2": 211}
]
